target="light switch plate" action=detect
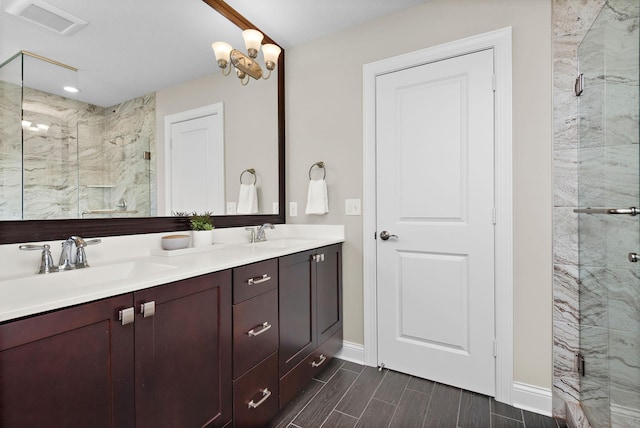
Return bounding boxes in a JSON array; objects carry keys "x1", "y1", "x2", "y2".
[
  {"x1": 226, "y1": 202, "x2": 237, "y2": 215},
  {"x1": 345, "y1": 199, "x2": 361, "y2": 216},
  {"x1": 289, "y1": 202, "x2": 298, "y2": 217}
]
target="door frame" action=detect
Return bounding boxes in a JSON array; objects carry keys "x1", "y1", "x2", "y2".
[
  {"x1": 362, "y1": 27, "x2": 513, "y2": 404},
  {"x1": 163, "y1": 103, "x2": 225, "y2": 215}
]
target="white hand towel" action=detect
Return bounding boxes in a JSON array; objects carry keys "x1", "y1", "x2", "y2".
[
  {"x1": 305, "y1": 179, "x2": 329, "y2": 215},
  {"x1": 237, "y1": 183, "x2": 258, "y2": 214}
]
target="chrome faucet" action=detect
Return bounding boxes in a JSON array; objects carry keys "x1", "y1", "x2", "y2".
[
  {"x1": 19, "y1": 236, "x2": 101, "y2": 274},
  {"x1": 256, "y1": 223, "x2": 275, "y2": 242}
]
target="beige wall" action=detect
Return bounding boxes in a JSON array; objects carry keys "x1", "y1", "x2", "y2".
[
  {"x1": 286, "y1": 0, "x2": 553, "y2": 389},
  {"x1": 155, "y1": 71, "x2": 279, "y2": 216}
]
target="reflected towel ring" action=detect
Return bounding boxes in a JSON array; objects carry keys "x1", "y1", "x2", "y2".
[
  {"x1": 308, "y1": 161, "x2": 326, "y2": 180},
  {"x1": 240, "y1": 168, "x2": 257, "y2": 185}
]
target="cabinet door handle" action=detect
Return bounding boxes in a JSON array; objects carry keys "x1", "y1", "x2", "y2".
[
  {"x1": 140, "y1": 301, "x2": 156, "y2": 318},
  {"x1": 118, "y1": 307, "x2": 135, "y2": 325},
  {"x1": 248, "y1": 388, "x2": 272, "y2": 409},
  {"x1": 311, "y1": 354, "x2": 327, "y2": 368},
  {"x1": 247, "y1": 322, "x2": 272, "y2": 337},
  {"x1": 311, "y1": 254, "x2": 325, "y2": 263},
  {"x1": 247, "y1": 274, "x2": 271, "y2": 285}
]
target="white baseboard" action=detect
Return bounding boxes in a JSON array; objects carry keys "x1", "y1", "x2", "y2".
[
  {"x1": 512, "y1": 382, "x2": 552, "y2": 417},
  {"x1": 336, "y1": 341, "x2": 365, "y2": 365}
]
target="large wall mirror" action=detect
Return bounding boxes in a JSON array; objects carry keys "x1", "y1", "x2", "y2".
[{"x1": 0, "y1": 0, "x2": 285, "y2": 244}]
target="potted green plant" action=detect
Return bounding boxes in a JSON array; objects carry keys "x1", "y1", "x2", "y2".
[{"x1": 188, "y1": 211, "x2": 215, "y2": 247}]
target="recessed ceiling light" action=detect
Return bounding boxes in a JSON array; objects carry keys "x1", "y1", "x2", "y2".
[
  {"x1": 63, "y1": 86, "x2": 79, "y2": 93},
  {"x1": 37, "y1": 123, "x2": 49, "y2": 131}
]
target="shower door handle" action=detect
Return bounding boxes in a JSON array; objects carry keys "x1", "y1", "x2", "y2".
[{"x1": 629, "y1": 253, "x2": 639, "y2": 263}]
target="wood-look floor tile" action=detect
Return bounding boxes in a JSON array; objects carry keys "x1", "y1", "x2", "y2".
[
  {"x1": 269, "y1": 379, "x2": 324, "y2": 428},
  {"x1": 354, "y1": 398, "x2": 396, "y2": 428},
  {"x1": 293, "y1": 369, "x2": 359, "y2": 427},
  {"x1": 320, "y1": 411, "x2": 358, "y2": 428},
  {"x1": 491, "y1": 397, "x2": 523, "y2": 421},
  {"x1": 313, "y1": 358, "x2": 344, "y2": 382},
  {"x1": 388, "y1": 388, "x2": 430, "y2": 428},
  {"x1": 340, "y1": 361, "x2": 365, "y2": 374},
  {"x1": 423, "y1": 383, "x2": 461, "y2": 428},
  {"x1": 373, "y1": 370, "x2": 410, "y2": 405},
  {"x1": 491, "y1": 414, "x2": 525, "y2": 428},
  {"x1": 335, "y1": 366, "x2": 385, "y2": 417},
  {"x1": 523, "y1": 410, "x2": 559, "y2": 428},
  {"x1": 458, "y1": 390, "x2": 490, "y2": 428},
  {"x1": 406, "y1": 376, "x2": 435, "y2": 395}
]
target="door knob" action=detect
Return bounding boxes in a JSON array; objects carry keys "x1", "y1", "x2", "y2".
[
  {"x1": 379, "y1": 231, "x2": 398, "y2": 241},
  {"x1": 629, "y1": 253, "x2": 639, "y2": 263}
]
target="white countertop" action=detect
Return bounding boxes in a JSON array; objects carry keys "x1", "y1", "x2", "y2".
[{"x1": 0, "y1": 224, "x2": 344, "y2": 322}]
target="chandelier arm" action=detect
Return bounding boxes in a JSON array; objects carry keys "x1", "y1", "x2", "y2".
[
  {"x1": 222, "y1": 66, "x2": 231, "y2": 76},
  {"x1": 241, "y1": 75, "x2": 249, "y2": 86},
  {"x1": 261, "y1": 69, "x2": 272, "y2": 80}
]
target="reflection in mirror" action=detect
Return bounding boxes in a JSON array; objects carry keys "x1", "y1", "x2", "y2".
[
  {"x1": 0, "y1": 0, "x2": 279, "y2": 221},
  {"x1": 0, "y1": 0, "x2": 285, "y2": 244}
]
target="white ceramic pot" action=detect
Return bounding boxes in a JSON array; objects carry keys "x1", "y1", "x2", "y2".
[{"x1": 191, "y1": 230, "x2": 214, "y2": 247}]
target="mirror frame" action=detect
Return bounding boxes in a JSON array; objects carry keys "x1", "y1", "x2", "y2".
[{"x1": 0, "y1": 0, "x2": 285, "y2": 245}]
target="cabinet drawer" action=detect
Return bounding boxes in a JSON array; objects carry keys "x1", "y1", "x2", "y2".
[
  {"x1": 280, "y1": 328, "x2": 343, "y2": 408},
  {"x1": 233, "y1": 289, "x2": 279, "y2": 379},
  {"x1": 233, "y1": 259, "x2": 278, "y2": 304},
  {"x1": 234, "y1": 352, "x2": 279, "y2": 428}
]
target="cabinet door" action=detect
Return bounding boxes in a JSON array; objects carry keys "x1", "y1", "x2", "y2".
[
  {"x1": 278, "y1": 249, "x2": 316, "y2": 377},
  {"x1": 134, "y1": 271, "x2": 232, "y2": 428},
  {"x1": 316, "y1": 244, "x2": 343, "y2": 345},
  {"x1": 0, "y1": 294, "x2": 135, "y2": 428}
]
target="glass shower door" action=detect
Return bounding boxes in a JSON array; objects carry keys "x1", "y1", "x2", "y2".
[{"x1": 577, "y1": 1, "x2": 640, "y2": 427}]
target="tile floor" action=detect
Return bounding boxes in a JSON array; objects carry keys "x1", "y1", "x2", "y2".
[{"x1": 269, "y1": 359, "x2": 567, "y2": 428}]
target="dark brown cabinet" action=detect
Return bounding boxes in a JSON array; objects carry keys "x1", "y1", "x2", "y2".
[
  {"x1": 134, "y1": 271, "x2": 232, "y2": 428},
  {"x1": 0, "y1": 294, "x2": 134, "y2": 427},
  {"x1": 0, "y1": 271, "x2": 232, "y2": 428},
  {"x1": 278, "y1": 244, "x2": 343, "y2": 407}
]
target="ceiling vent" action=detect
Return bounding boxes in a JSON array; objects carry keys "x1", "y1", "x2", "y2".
[{"x1": 4, "y1": 0, "x2": 87, "y2": 35}]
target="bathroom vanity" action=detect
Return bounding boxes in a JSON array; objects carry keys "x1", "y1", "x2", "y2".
[{"x1": 0, "y1": 226, "x2": 343, "y2": 427}]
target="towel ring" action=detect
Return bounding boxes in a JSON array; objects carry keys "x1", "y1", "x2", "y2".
[
  {"x1": 240, "y1": 168, "x2": 257, "y2": 185},
  {"x1": 308, "y1": 161, "x2": 326, "y2": 180}
]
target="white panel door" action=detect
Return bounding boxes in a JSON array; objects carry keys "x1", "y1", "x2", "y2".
[
  {"x1": 169, "y1": 114, "x2": 224, "y2": 215},
  {"x1": 376, "y1": 49, "x2": 496, "y2": 396}
]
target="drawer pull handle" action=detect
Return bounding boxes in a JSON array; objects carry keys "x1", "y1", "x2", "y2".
[
  {"x1": 118, "y1": 307, "x2": 135, "y2": 326},
  {"x1": 248, "y1": 388, "x2": 272, "y2": 409},
  {"x1": 311, "y1": 354, "x2": 327, "y2": 368},
  {"x1": 140, "y1": 301, "x2": 155, "y2": 318},
  {"x1": 248, "y1": 322, "x2": 272, "y2": 337},
  {"x1": 247, "y1": 274, "x2": 271, "y2": 285}
]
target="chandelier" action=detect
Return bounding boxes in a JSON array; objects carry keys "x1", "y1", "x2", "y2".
[{"x1": 211, "y1": 29, "x2": 281, "y2": 86}]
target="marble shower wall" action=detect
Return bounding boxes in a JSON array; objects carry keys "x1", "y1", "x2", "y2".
[
  {"x1": 0, "y1": 82, "x2": 155, "y2": 219},
  {"x1": 0, "y1": 80, "x2": 22, "y2": 220},
  {"x1": 553, "y1": 0, "x2": 640, "y2": 425}
]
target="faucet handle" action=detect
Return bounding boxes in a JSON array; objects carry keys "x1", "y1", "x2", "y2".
[
  {"x1": 19, "y1": 244, "x2": 57, "y2": 274},
  {"x1": 245, "y1": 227, "x2": 257, "y2": 243},
  {"x1": 74, "y1": 238, "x2": 101, "y2": 268}
]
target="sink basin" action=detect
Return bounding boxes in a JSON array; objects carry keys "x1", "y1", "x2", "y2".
[
  {"x1": 0, "y1": 261, "x2": 178, "y2": 295},
  {"x1": 244, "y1": 238, "x2": 315, "y2": 249}
]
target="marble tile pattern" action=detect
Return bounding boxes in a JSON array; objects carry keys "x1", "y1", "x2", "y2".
[
  {"x1": 552, "y1": 0, "x2": 606, "y2": 420},
  {"x1": 0, "y1": 79, "x2": 155, "y2": 219},
  {"x1": 554, "y1": 0, "x2": 640, "y2": 426},
  {"x1": 0, "y1": 80, "x2": 23, "y2": 219}
]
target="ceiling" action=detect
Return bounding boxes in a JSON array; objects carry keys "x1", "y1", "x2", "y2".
[{"x1": 0, "y1": 0, "x2": 428, "y2": 107}]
